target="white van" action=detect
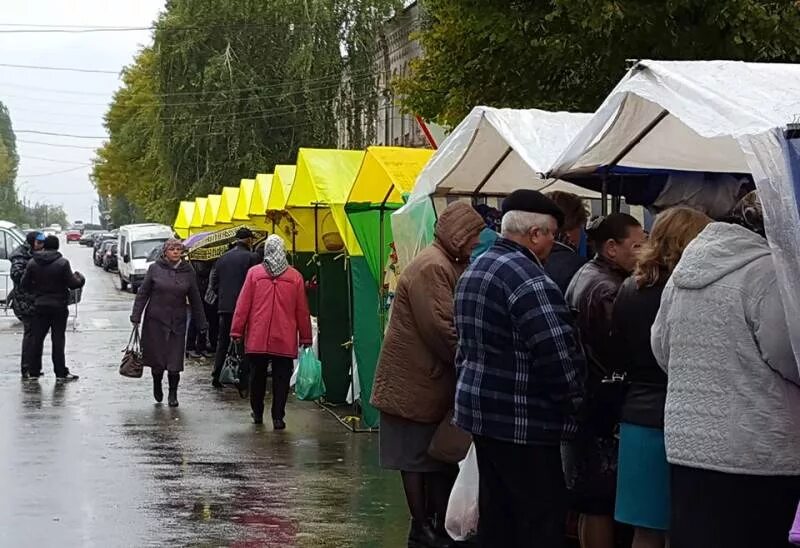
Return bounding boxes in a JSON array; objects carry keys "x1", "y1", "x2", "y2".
[
  {"x1": 0, "y1": 221, "x2": 26, "y2": 303},
  {"x1": 118, "y1": 223, "x2": 174, "y2": 292}
]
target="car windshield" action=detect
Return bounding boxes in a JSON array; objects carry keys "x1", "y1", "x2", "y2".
[
  {"x1": 9, "y1": 227, "x2": 25, "y2": 244},
  {"x1": 131, "y1": 238, "x2": 166, "y2": 260}
]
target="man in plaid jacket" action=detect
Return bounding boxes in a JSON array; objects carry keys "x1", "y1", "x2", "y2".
[{"x1": 454, "y1": 189, "x2": 586, "y2": 548}]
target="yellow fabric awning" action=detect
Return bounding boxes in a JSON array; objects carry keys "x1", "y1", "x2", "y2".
[
  {"x1": 269, "y1": 165, "x2": 296, "y2": 211},
  {"x1": 233, "y1": 179, "x2": 254, "y2": 221},
  {"x1": 203, "y1": 194, "x2": 222, "y2": 227},
  {"x1": 173, "y1": 201, "x2": 195, "y2": 238},
  {"x1": 288, "y1": 148, "x2": 365, "y2": 254},
  {"x1": 217, "y1": 187, "x2": 239, "y2": 224},
  {"x1": 250, "y1": 174, "x2": 273, "y2": 216},
  {"x1": 348, "y1": 146, "x2": 434, "y2": 205}
]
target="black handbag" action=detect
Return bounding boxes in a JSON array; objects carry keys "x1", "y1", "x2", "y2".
[
  {"x1": 119, "y1": 326, "x2": 145, "y2": 378},
  {"x1": 219, "y1": 340, "x2": 243, "y2": 385}
]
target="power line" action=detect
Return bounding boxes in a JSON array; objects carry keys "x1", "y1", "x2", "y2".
[
  {"x1": 17, "y1": 139, "x2": 99, "y2": 150},
  {"x1": 0, "y1": 63, "x2": 119, "y2": 75},
  {"x1": 16, "y1": 130, "x2": 106, "y2": 139},
  {"x1": 18, "y1": 164, "x2": 91, "y2": 178},
  {"x1": 19, "y1": 155, "x2": 92, "y2": 164}
]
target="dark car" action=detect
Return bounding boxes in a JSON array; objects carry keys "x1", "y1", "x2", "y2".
[
  {"x1": 94, "y1": 234, "x2": 116, "y2": 266},
  {"x1": 102, "y1": 242, "x2": 118, "y2": 272}
]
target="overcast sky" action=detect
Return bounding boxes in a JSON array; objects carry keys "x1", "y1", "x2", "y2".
[{"x1": 0, "y1": 0, "x2": 166, "y2": 224}]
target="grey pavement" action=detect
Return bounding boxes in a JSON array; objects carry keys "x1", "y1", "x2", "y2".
[{"x1": 0, "y1": 239, "x2": 407, "y2": 547}]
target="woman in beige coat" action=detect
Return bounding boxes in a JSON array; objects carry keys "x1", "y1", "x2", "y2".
[{"x1": 371, "y1": 201, "x2": 485, "y2": 548}]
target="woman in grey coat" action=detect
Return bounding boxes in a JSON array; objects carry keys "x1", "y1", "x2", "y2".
[{"x1": 131, "y1": 239, "x2": 207, "y2": 407}]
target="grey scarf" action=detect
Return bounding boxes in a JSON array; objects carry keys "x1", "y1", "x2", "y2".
[{"x1": 263, "y1": 234, "x2": 289, "y2": 277}]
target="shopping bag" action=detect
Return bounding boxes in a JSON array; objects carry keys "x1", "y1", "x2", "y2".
[
  {"x1": 445, "y1": 443, "x2": 479, "y2": 541},
  {"x1": 219, "y1": 340, "x2": 242, "y2": 385},
  {"x1": 119, "y1": 326, "x2": 145, "y2": 378},
  {"x1": 428, "y1": 410, "x2": 472, "y2": 464},
  {"x1": 295, "y1": 348, "x2": 325, "y2": 401}
]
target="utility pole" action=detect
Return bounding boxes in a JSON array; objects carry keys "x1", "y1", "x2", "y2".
[{"x1": 90, "y1": 204, "x2": 94, "y2": 226}]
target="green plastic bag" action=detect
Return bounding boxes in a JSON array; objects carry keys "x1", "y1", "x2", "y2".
[{"x1": 295, "y1": 348, "x2": 325, "y2": 401}]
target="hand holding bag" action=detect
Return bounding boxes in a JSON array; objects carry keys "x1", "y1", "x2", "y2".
[
  {"x1": 427, "y1": 409, "x2": 472, "y2": 464},
  {"x1": 220, "y1": 340, "x2": 243, "y2": 385},
  {"x1": 119, "y1": 326, "x2": 145, "y2": 378}
]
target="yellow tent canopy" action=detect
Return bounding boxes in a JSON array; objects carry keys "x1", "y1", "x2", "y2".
[
  {"x1": 269, "y1": 165, "x2": 296, "y2": 211},
  {"x1": 203, "y1": 194, "x2": 222, "y2": 228},
  {"x1": 249, "y1": 174, "x2": 272, "y2": 217},
  {"x1": 287, "y1": 149, "x2": 365, "y2": 254},
  {"x1": 233, "y1": 179, "x2": 254, "y2": 221},
  {"x1": 189, "y1": 197, "x2": 208, "y2": 234},
  {"x1": 348, "y1": 146, "x2": 434, "y2": 205},
  {"x1": 173, "y1": 201, "x2": 195, "y2": 238},
  {"x1": 217, "y1": 186, "x2": 239, "y2": 225}
]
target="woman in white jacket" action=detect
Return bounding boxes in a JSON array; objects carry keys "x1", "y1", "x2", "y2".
[{"x1": 651, "y1": 191, "x2": 800, "y2": 548}]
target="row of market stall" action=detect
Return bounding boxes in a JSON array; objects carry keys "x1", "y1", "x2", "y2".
[{"x1": 173, "y1": 60, "x2": 800, "y2": 429}]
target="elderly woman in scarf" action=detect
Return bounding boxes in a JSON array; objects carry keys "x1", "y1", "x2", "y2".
[
  {"x1": 230, "y1": 235, "x2": 312, "y2": 429},
  {"x1": 131, "y1": 238, "x2": 207, "y2": 407}
]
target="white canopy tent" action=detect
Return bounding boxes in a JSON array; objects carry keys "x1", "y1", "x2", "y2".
[
  {"x1": 392, "y1": 106, "x2": 594, "y2": 267},
  {"x1": 550, "y1": 59, "x2": 800, "y2": 366}
]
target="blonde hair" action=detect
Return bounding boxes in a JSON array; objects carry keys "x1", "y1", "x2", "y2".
[{"x1": 634, "y1": 207, "x2": 712, "y2": 288}]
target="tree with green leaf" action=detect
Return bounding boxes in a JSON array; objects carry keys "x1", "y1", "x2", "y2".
[
  {"x1": 399, "y1": 0, "x2": 800, "y2": 126},
  {"x1": 0, "y1": 101, "x2": 21, "y2": 222}
]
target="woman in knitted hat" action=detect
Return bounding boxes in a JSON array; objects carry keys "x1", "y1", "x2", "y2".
[{"x1": 230, "y1": 235, "x2": 312, "y2": 429}]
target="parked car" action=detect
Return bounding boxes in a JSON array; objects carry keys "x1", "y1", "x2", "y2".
[
  {"x1": 79, "y1": 231, "x2": 97, "y2": 246},
  {"x1": 102, "y1": 242, "x2": 118, "y2": 272},
  {"x1": 0, "y1": 220, "x2": 26, "y2": 304},
  {"x1": 94, "y1": 234, "x2": 116, "y2": 266},
  {"x1": 66, "y1": 229, "x2": 82, "y2": 243}
]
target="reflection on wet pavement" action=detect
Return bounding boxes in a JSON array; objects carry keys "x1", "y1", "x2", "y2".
[{"x1": 0, "y1": 242, "x2": 407, "y2": 547}]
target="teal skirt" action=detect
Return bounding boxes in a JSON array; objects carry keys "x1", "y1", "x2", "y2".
[{"x1": 614, "y1": 423, "x2": 670, "y2": 530}]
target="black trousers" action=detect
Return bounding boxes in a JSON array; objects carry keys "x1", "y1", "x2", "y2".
[
  {"x1": 671, "y1": 464, "x2": 800, "y2": 548},
  {"x1": 20, "y1": 316, "x2": 35, "y2": 374},
  {"x1": 249, "y1": 355, "x2": 293, "y2": 421},
  {"x1": 29, "y1": 307, "x2": 69, "y2": 377},
  {"x1": 186, "y1": 302, "x2": 218, "y2": 351},
  {"x1": 473, "y1": 435, "x2": 566, "y2": 548}
]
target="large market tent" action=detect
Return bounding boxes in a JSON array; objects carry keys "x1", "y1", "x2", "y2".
[
  {"x1": 548, "y1": 59, "x2": 800, "y2": 366},
  {"x1": 214, "y1": 186, "x2": 240, "y2": 230},
  {"x1": 202, "y1": 194, "x2": 222, "y2": 229},
  {"x1": 284, "y1": 149, "x2": 365, "y2": 406},
  {"x1": 345, "y1": 146, "x2": 435, "y2": 428},
  {"x1": 392, "y1": 106, "x2": 594, "y2": 268},
  {"x1": 270, "y1": 165, "x2": 316, "y2": 251},
  {"x1": 173, "y1": 201, "x2": 195, "y2": 238},
  {"x1": 189, "y1": 197, "x2": 208, "y2": 235}
]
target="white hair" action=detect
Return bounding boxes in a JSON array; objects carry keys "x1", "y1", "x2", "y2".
[{"x1": 501, "y1": 210, "x2": 555, "y2": 237}]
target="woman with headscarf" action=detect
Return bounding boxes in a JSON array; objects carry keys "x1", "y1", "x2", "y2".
[
  {"x1": 230, "y1": 235, "x2": 312, "y2": 429},
  {"x1": 131, "y1": 238, "x2": 207, "y2": 407},
  {"x1": 652, "y1": 191, "x2": 800, "y2": 547},
  {"x1": 611, "y1": 207, "x2": 711, "y2": 548},
  {"x1": 371, "y1": 201, "x2": 485, "y2": 548}
]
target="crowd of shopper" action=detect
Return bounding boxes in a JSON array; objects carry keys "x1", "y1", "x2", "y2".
[{"x1": 372, "y1": 188, "x2": 800, "y2": 548}]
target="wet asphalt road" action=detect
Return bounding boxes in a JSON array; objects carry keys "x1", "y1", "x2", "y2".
[{"x1": 0, "y1": 239, "x2": 408, "y2": 547}]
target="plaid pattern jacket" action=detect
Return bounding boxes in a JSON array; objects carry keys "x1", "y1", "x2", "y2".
[{"x1": 454, "y1": 238, "x2": 586, "y2": 446}]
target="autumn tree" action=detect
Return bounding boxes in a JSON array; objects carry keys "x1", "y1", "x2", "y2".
[{"x1": 399, "y1": 0, "x2": 800, "y2": 126}]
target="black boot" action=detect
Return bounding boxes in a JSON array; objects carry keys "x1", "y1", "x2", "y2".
[
  {"x1": 167, "y1": 373, "x2": 179, "y2": 407},
  {"x1": 152, "y1": 371, "x2": 164, "y2": 403},
  {"x1": 408, "y1": 519, "x2": 453, "y2": 548}
]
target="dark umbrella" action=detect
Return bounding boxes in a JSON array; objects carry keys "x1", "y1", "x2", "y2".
[{"x1": 186, "y1": 225, "x2": 267, "y2": 261}]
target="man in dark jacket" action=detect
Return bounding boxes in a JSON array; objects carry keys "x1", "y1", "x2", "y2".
[
  {"x1": 211, "y1": 227, "x2": 258, "y2": 389},
  {"x1": 22, "y1": 235, "x2": 85, "y2": 381},
  {"x1": 544, "y1": 190, "x2": 589, "y2": 294},
  {"x1": 10, "y1": 231, "x2": 44, "y2": 378}
]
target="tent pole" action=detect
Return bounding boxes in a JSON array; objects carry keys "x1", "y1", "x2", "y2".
[
  {"x1": 379, "y1": 183, "x2": 395, "y2": 330},
  {"x1": 601, "y1": 175, "x2": 609, "y2": 216},
  {"x1": 473, "y1": 146, "x2": 512, "y2": 196}
]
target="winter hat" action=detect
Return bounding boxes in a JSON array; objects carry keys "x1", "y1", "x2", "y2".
[
  {"x1": 730, "y1": 190, "x2": 765, "y2": 237},
  {"x1": 262, "y1": 234, "x2": 289, "y2": 277},
  {"x1": 235, "y1": 227, "x2": 254, "y2": 240},
  {"x1": 501, "y1": 189, "x2": 565, "y2": 227}
]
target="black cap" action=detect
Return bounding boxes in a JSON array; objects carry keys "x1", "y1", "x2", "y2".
[
  {"x1": 501, "y1": 189, "x2": 565, "y2": 227},
  {"x1": 235, "y1": 227, "x2": 254, "y2": 239}
]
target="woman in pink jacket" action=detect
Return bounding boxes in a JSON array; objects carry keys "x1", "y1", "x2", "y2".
[{"x1": 231, "y1": 235, "x2": 312, "y2": 429}]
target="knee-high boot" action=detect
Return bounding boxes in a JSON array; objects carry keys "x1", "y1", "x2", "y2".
[
  {"x1": 152, "y1": 370, "x2": 164, "y2": 403},
  {"x1": 168, "y1": 372, "x2": 180, "y2": 407}
]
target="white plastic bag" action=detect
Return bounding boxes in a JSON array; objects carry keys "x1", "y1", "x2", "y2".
[{"x1": 445, "y1": 443, "x2": 479, "y2": 541}]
